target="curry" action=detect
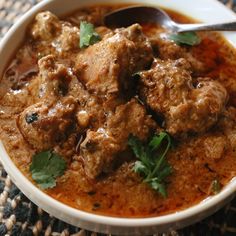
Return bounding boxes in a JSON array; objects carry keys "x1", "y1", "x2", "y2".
[{"x1": 1, "y1": 4, "x2": 236, "y2": 218}]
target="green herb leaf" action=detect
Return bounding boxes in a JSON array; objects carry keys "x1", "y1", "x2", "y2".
[
  {"x1": 30, "y1": 150, "x2": 66, "y2": 189},
  {"x1": 129, "y1": 135, "x2": 154, "y2": 169},
  {"x1": 147, "y1": 179, "x2": 167, "y2": 198},
  {"x1": 169, "y1": 32, "x2": 201, "y2": 46},
  {"x1": 158, "y1": 163, "x2": 172, "y2": 181},
  {"x1": 133, "y1": 161, "x2": 150, "y2": 176},
  {"x1": 212, "y1": 179, "x2": 221, "y2": 195},
  {"x1": 80, "y1": 21, "x2": 101, "y2": 48},
  {"x1": 149, "y1": 132, "x2": 168, "y2": 151},
  {"x1": 129, "y1": 132, "x2": 172, "y2": 197},
  {"x1": 128, "y1": 135, "x2": 144, "y2": 160}
]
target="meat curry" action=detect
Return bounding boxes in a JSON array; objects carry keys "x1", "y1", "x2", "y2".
[{"x1": 1, "y1": 4, "x2": 236, "y2": 217}]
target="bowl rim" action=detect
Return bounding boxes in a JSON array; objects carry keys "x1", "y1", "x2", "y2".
[{"x1": 1, "y1": 0, "x2": 236, "y2": 230}]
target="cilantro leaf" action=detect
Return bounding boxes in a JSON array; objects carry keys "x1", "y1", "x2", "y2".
[
  {"x1": 128, "y1": 135, "x2": 144, "y2": 160},
  {"x1": 169, "y1": 32, "x2": 201, "y2": 46},
  {"x1": 147, "y1": 179, "x2": 167, "y2": 198},
  {"x1": 128, "y1": 135, "x2": 153, "y2": 169},
  {"x1": 30, "y1": 150, "x2": 66, "y2": 189},
  {"x1": 31, "y1": 172, "x2": 56, "y2": 189},
  {"x1": 80, "y1": 21, "x2": 101, "y2": 48},
  {"x1": 149, "y1": 132, "x2": 168, "y2": 151},
  {"x1": 133, "y1": 161, "x2": 150, "y2": 176},
  {"x1": 158, "y1": 163, "x2": 172, "y2": 181},
  {"x1": 129, "y1": 132, "x2": 172, "y2": 197}
]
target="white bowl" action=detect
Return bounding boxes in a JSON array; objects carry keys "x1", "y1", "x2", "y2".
[{"x1": 1, "y1": 0, "x2": 236, "y2": 235}]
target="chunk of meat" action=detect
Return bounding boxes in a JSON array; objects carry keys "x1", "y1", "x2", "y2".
[
  {"x1": 80, "y1": 129, "x2": 121, "y2": 178},
  {"x1": 107, "y1": 99, "x2": 156, "y2": 143},
  {"x1": 139, "y1": 58, "x2": 228, "y2": 136},
  {"x1": 54, "y1": 133, "x2": 78, "y2": 160},
  {"x1": 95, "y1": 26, "x2": 113, "y2": 38},
  {"x1": 218, "y1": 66, "x2": 236, "y2": 107},
  {"x1": 204, "y1": 136, "x2": 228, "y2": 160},
  {"x1": 151, "y1": 34, "x2": 185, "y2": 60},
  {"x1": 150, "y1": 34, "x2": 205, "y2": 74},
  {"x1": 52, "y1": 23, "x2": 80, "y2": 53},
  {"x1": 30, "y1": 11, "x2": 81, "y2": 57},
  {"x1": 30, "y1": 11, "x2": 61, "y2": 40},
  {"x1": 68, "y1": 72, "x2": 125, "y2": 130},
  {"x1": 80, "y1": 99, "x2": 157, "y2": 178},
  {"x1": 168, "y1": 80, "x2": 228, "y2": 136},
  {"x1": 37, "y1": 55, "x2": 74, "y2": 100},
  {"x1": 218, "y1": 107, "x2": 236, "y2": 152},
  {"x1": 76, "y1": 24, "x2": 153, "y2": 96},
  {"x1": 18, "y1": 96, "x2": 77, "y2": 150}
]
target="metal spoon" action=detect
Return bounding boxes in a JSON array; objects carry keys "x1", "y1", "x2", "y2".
[{"x1": 104, "y1": 6, "x2": 236, "y2": 33}]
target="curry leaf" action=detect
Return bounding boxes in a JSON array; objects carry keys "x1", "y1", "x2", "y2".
[
  {"x1": 128, "y1": 132, "x2": 172, "y2": 197},
  {"x1": 80, "y1": 21, "x2": 101, "y2": 48},
  {"x1": 169, "y1": 32, "x2": 201, "y2": 46},
  {"x1": 30, "y1": 150, "x2": 66, "y2": 189}
]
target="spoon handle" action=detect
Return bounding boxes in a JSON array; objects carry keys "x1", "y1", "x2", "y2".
[{"x1": 177, "y1": 22, "x2": 236, "y2": 32}]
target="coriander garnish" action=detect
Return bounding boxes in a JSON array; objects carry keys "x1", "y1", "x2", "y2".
[
  {"x1": 128, "y1": 132, "x2": 172, "y2": 198},
  {"x1": 80, "y1": 21, "x2": 101, "y2": 48},
  {"x1": 169, "y1": 32, "x2": 201, "y2": 46},
  {"x1": 30, "y1": 150, "x2": 66, "y2": 189}
]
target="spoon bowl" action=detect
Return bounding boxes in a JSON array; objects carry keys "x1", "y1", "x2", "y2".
[{"x1": 104, "y1": 5, "x2": 236, "y2": 32}]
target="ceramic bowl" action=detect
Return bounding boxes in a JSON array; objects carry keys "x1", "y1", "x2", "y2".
[{"x1": 1, "y1": 0, "x2": 236, "y2": 235}]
